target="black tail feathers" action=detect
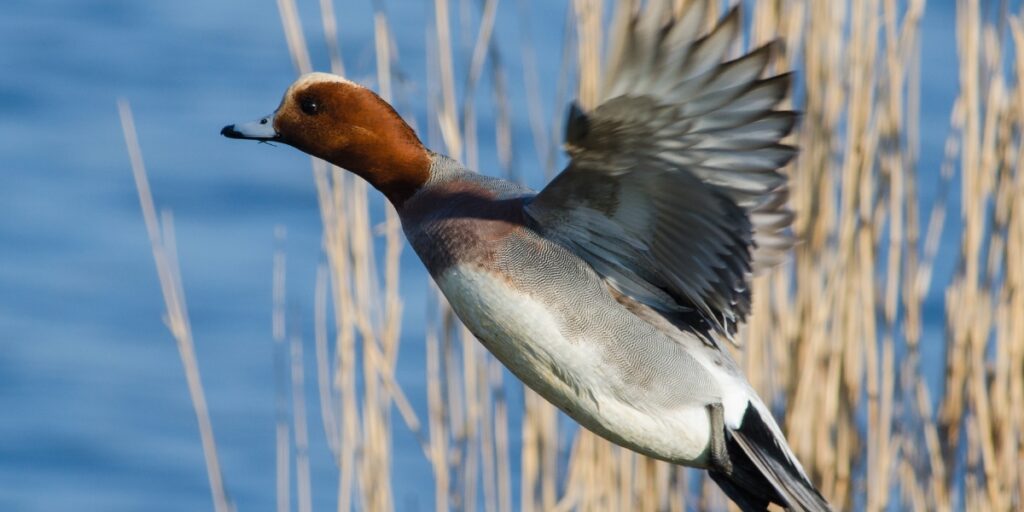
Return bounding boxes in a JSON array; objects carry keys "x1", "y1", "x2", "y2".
[{"x1": 709, "y1": 405, "x2": 831, "y2": 512}]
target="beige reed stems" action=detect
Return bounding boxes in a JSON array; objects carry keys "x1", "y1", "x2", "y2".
[
  {"x1": 273, "y1": 227, "x2": 291, "y2": 512},
  {"x1": 119, "y1": 100, "x2": 234, "y2": 512},
  {"x1": 276, "y1": 1, "x2": 420, "y2": 511}
]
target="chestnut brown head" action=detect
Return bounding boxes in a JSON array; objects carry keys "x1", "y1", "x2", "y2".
[{"x1": 222, "y1": 72, "x2": 430, "y2": 206}]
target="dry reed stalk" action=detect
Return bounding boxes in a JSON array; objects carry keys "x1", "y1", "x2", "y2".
[
  {"x1": 276, "y1": 0, "x2": 313, "y2": 75},
  {"x1": 571, "y1": 0, "x2": 602, "y2": 110},
  {"x1": 275, "y1": 232, "x2": 313, "y2": 512},
  {"x1": 459, "y1": 0, "x2": 497, "y2": 170},
  {"x1": 434, "y1": 0, "x2": 463, "y2": 157},
  {"x1": 484, "y1": 24, "x2": 516, "y2": 512},
  {"x1": 292, "y1": 330, "x2": 314, "y2": 512},
  {"x1": 119, "y1": 100, "x2": 233, "y2": 512},
  {"x1": 424, "y1": 2, "x2": 530, "y2": 512},
  {"x1": 422, "y1": 34, "x2": 452, "y2": 512},
  {"x1": 314, "y1": 265, "x2": 340, "y2": 461},
  {"x1": 459, "y1": 327, "x2": 481, "y2": 512},
  {"x1": 299, "y1": 16, "x2": 359, "y2": 504},
  {"x1": 272, "y1": 1, "x2": 418, "y2": 511},
  {"x1": 478, "y1": 353, "x2": 498, "y2": 512},
  {"x1": 316, "y1": 163, "x2": 362, "y2": 512},
  {"x1": 318, "y1": 0, "x2": 346, "y2": 75},
  {"x1": 426, "y1": 330, "x2": 450, "y2": 512},
  {"x1": 273, "y1": 227, "x2": 291, "y2": 512},
  {"x1": 515, "y1": 0, "x2": 553, "y2": 176},
  {"x1": 1007, "y1": 20, "x2": 1024, "y2": 508},
  {"x1": 492, "y1": 357, "x2": 513, "y2": 512},
  {"x1": 928, "y1": 2, "x2": 1024, "y2": 510}
]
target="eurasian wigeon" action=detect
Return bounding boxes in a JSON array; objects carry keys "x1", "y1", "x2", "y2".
[{"x1": 223, "y1": 1, "x2": 829, "y2": 510}]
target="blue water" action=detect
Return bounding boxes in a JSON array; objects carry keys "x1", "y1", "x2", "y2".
[{"x1": 1, "y1": 1, "x2": 962, "y2": 511}]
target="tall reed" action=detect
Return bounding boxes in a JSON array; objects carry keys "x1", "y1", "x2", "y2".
[{"x1": 119, "y1": 101, "x2": 234, "y2": 512}]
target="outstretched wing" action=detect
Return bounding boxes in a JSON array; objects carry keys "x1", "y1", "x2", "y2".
[{"x1": 524, "y1": 0, "x2": 796, "y2": 338}]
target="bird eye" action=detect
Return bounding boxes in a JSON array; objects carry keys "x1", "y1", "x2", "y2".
[{"x1": 300, "y1": 98, "x2": 320, "y2": 116}]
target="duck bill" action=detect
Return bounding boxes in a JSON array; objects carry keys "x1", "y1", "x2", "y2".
[{"x1": 221, "y1": 113, "x2": 279, "y2": 141}]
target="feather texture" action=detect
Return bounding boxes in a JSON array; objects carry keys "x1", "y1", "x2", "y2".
[{"x1": 527, "y1": 0, "x2": 796, "y2": 336}]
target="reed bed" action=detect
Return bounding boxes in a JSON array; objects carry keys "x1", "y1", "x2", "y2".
[{"x1": 127, "y1": 0, "x2": 1023, "y2": 510}]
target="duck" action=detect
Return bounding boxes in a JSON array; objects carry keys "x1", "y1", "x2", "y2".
[{"x1": 222, "y1": 1, "x2": 830, "y2": 510}]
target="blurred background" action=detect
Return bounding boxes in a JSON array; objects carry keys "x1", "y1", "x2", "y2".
[{"x1": 2, "y1": 0, "x2": 1021, "y2": 511}]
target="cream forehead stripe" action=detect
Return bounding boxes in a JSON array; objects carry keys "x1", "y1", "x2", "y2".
[{"x1": 287, "y1": 72, "x2": 360, "y2": 95}]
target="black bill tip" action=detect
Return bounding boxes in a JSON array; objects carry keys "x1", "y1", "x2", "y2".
[{"x1": 221, "y1": 125, "x2": 244, "y2": 139}]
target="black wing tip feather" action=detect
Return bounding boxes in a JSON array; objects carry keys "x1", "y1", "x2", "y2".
[
  {"x1": 712, "y1": 405, "x2": 832, "y2": 512},
  {"x1": 773, "y1": 143, "x2": 799, "y2": 168},
  {"x1": 776, "y1": 111, "x2": 801, "y2": 137},
  {"x1": 686, "y1": 5, "x2": 742, "y2": 56},
  {"x1": 761, "y1": 72, "x2": 795, "y2": 97},
  {"x1": 565, "y1": 101, "x2": 590, "y2": 148},
  {"x1": 751, "y1": 38, "x2": 793, "y2": 68},
  {"x1": 724, "y1": 39, "x2": 779, "y2": 72},
  {"x1": 709, "y1": 469, "x2": 776, "y2": 512}
]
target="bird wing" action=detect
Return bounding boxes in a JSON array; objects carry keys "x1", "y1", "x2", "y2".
[{"x1": 524, "y1": 0, "x2": 796, "y2": 338}]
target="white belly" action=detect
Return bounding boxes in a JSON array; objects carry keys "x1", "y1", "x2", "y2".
[{"x1": 435, "y1": 265, "x2": 712, "y2": 465}]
